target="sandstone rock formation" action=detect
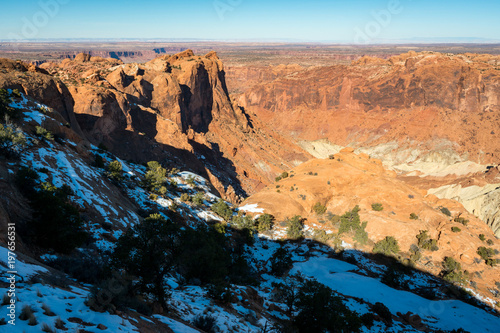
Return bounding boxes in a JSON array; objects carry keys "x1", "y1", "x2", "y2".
[
  {"x1": 241, "y1": 149, "x2": 500, "y2": 300},
  {"x1": 53, "y1": 52, "x2": 310, "y2": 201}
]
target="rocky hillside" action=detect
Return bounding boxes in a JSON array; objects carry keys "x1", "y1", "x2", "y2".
[
  {"x1": 37, "y1": 51, "x2": 310, "y2": 202},
  {"x1": 0, "y1": 88, "x2": 499, "y2": 332},
  {"x1": 240, "y1": 149, "x2": 500, "y2": 304},
  {"x1": 236, "y1": 51, "x2": 500, "y2": 236}
]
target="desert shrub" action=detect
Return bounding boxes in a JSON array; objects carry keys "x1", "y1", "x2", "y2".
[
  {"x1": 440, "y1": 206, "x2": 452, "y2": 216},
  {"x1": 372, "y1": 302, "x2": 392, "y2": 324},
  {"x1": 149, "y1": 193, "x2": 158, "y2": 201},
  {"x1": 107, "y1": 160, "x2": 123, "y2": 179},
  {"x1": 16, "y1": 172, "x2": 87, "y2": 253},
  {"x1": 313, "y1": 229, "x2": 331, "y2": 243},
  {"x1": 0, "y1": 89, "x2": 18, "y2": 120},
  {"x1": 441, "y1": 257, "x2": 468, "y2": 285},
  {"x1": 192, "y1": 192, "x2": 205, "y2": 206},
  {"x1": 211, "y1": 199, "x2": 233, "y2": 220},
  {"x1": 35, "y1": 126, "x2": 54, "y2": 141},
  {"x1": 192, "y1": 314, "x2": 219, "y2": 333},
  {"x1": 186, "y1": 175, "x2": 196, "y2": 186},
  {"x1": 373, "y1": 236, "x2": 400, "y2": 256},
  {"x1": 54, "y1": 318, "x2": 65, "y2": 330},
  {"x1": 451, "y1": 227, "x2": 461, "y2": 233},
  {"x1": 231, "y1": 213, "x2": 255, "y2": 231},
  {"x1": 180, "y1": 193, "x2": 191, "y2": 202},
  {"x1": 144, "y1": 161, "x2": 167, "y2": 194},
  {"x1": 275, "y1": 171, "x2": 289, "y2": 182},
  {"x1": 487, "y1": 239, "x2": 494, "y2": 246},
  {"x1": 111, "y1": 214, "x2": 181, "y2": 306},
  {"x1": 409, "y1": 245, "x2": 422, "y2": 265},
  {"x1": 454, "y1": 216, "x2": 469, "y2": 226},
  {"x1": 286, "y1": 215, "x2": 304, "y2": 240},
  {"x1": 294, "y1": 279, "x2": 362, "y2": 332},
  {"x1": 477, "y1": 247, "x2": 498, "y2": 266},
  {"x1": 409, "y1": 213, "x2": 419, "y2": 220},
  {"x1": 270, "y1": 247, "x2": 293, "y2": 276},
  {"x1": 479, "y1": 234, "x2": 486, "y2": 241},
  {"x1": 41, "y1": 323, "x2": 55, "y2": 333},
  {"x1": 416, "y1": 230, "x2": 439, "y2": 251},
  {"x1": 371, "y1": 203, "x2": 384, "y2": 211},
  {"x1": 338, "y1": 206, "x2": 365, "y2": 235},
  {"x1": 354, "y1": 221, "x2": 369, "y2": 245},
  {"x1": 256, "y1": 213, "x2": 274, "y2": 232},
  {"x1": 312, "y1": 202, "x2": 327, "y2": 215},
  {"x1": 0, "y1": 120, "x2": 26, "y2": 157},
  {"x1": 19, "y1": 305, "x2": 35, "y2": 321}
]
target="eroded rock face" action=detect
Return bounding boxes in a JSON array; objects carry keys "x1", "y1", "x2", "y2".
[
  {"x1": 0, "y1": 58, "x2": 84, "y2": 137},
  {"x1": 58, "y1": 51, "x2": 310, "y2": 200},
  {"x1": 238, "y1": 52, "x2": 500, "y2": 164}
]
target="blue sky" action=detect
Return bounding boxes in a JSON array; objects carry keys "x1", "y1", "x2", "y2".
[{"x1": 1, "y1": 0, "x2": 499, "y2": 42}]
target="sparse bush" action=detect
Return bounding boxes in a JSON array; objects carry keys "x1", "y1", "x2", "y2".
[
  {"x1": 192, "y1": 314, "x2": 219, "y2": 333},
  {"x1": 0, "y1": 120, "x2": 26, "y2": 157},
  {"x1": 312, "y1": 202, "x2": 327, "y2": 215},
  {"x1": 477, "y1": 247, "x2": 498, "y2": 266},
  {"x1": 19, "y1": 305, "x2": 35, "y2": 321},
  {"x1": 338, "y1": 206, "x2": 365, "y2": 235},
  {"x1": 416, "y1": 230, "x2": 439, "y2": 251},
  {"x1": 144, "y1": 161, "x2": 167, "y2": 194},
  {"x1": 211, "y1": 199, "x2": 233, "y2": 221},
  {"x1": 270, "y1": 247, "x2": 293, "y2": 276},
  {"x1": 451, "y1": 227, "x2": 461, "y2": 233},
  {"x1": 454, "y1": 216, "x2": 469, "y2": 226},
  {"x1": 28, "y1": 315, "x2": 38, "y2": 326},
  {"x1": 313, "y1": 229, "x2": 331, "y2": 243},
  {"x1": 371, "y1": 203, "x2": 384, "y2": 211},
  {"x1": 440, "y1": 206, "x2": 452, "y2": 217},
  {"x1": 487, "y1": 239, "x2": 494, "y2": 246},
  {"x1": 180, "y1": 193, "x2": 191, "y2": 202},
  {"x1": 149, "y1": 193, "x2": 158, "y2": 201},
  {"x1": 409, "y1": 213, "x2": 419, "y2": 220},
  {"x1": 479, "y1": 234, "x2": 486, "y2": 241},
  {"x1": 441, "y1": 257, "x2": 468, "y2": 285},
  {"x1": 275, "y1": 171, "x2": 289, "y2": 182},
  {"x1": 107, "y1": 160, "x2": 123, "y2": 180},
  {"x1": 54, "y1": 317, "x2": 65, "y2": 330},
  {"x1": 35, "y1": 126, "x2": 54, "y2": 141},
  {"x1": 41, "y1": 323, "x2": 55, "y2": 333},
  {"x1": 186, "y1": 175, "x2": 196, "y2": 186},
  {"x1": 286, "y1": 215, "x2": 304, "y2": 240},
  {"x1": 192, "y1": 192, "x2": 205, "y2": 206},
  {"x1": 256, "y1": 213, "x2": 274, "y2": 233},
  {"x1": 354, "y1": 221, "x2": 369, "y2": 245},
  {"x1": 373, "y1": 236, "x2": 400, "y2": 256}
]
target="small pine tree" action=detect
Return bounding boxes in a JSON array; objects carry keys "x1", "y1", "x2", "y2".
[
  {"x1": 373, "y1": 236, "x2": 400, "y2": 256},
  {"x1": 256, "y1": 213, "x2": 274, "y2": 233},
  {"x1": 286, "y1": 215, "x2": 304, "y2": 240}
]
